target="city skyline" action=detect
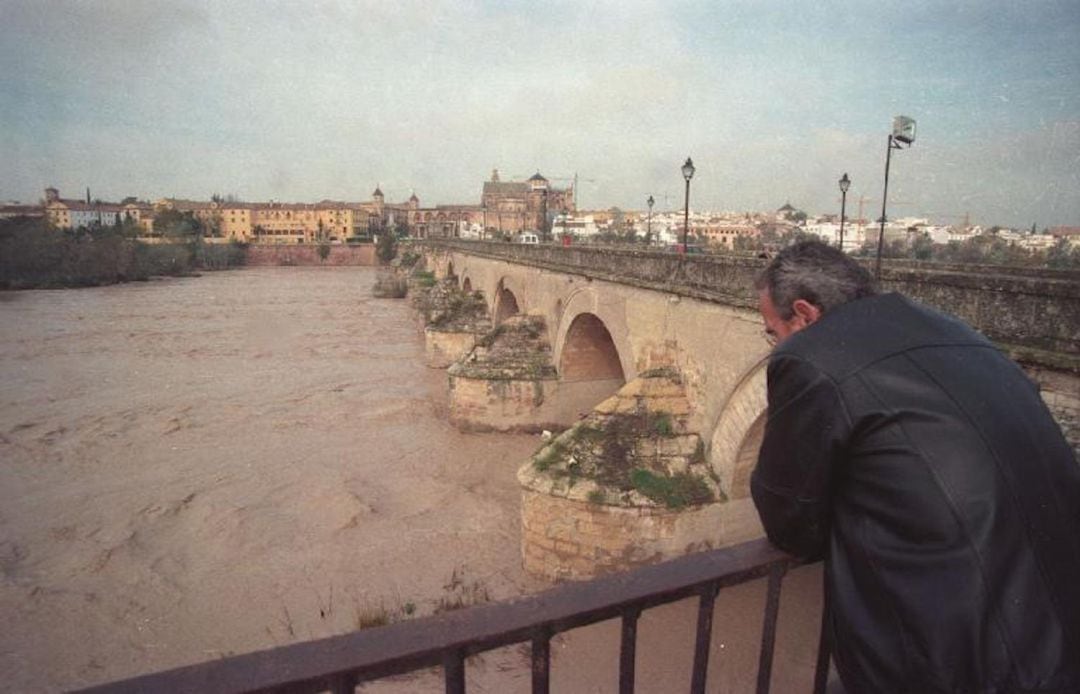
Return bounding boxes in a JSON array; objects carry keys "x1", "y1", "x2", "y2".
[{"x1": 2, "y1": 0, "x2": 1079, "y2": 228}]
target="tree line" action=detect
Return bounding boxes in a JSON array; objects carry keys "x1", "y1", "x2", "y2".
[
  {"x1": 735, "y1": 228, "x2": 1080, "y2": 269},
  {"x1": 0, "y1": 214, "x2": 247, "y2": 290}
]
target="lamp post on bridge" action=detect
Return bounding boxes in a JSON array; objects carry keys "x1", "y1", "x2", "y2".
[
  {"x1": 646, "y1": 195, "x2": 654, "y2": 245},
  {"x1": 681, "y1": 157, "x2": 695, "y2": 253},
  {"x1": 876, "y1": 116, "x2": 916, "y2": 278},
  {"x1": 838, "y1": 173, "x2": 850, "y2": 252}
]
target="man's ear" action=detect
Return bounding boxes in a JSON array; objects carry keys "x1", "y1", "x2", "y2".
[{"x1": 791, "y1": 299, "x2": 822, "y2": 326}]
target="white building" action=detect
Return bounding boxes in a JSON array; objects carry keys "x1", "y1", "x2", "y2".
[
  {"x1": 803, "y1": 221, "x2": 840, "y2": 246},
  {"x1": 924, "y1": 226, "x2": 953, "y2": 245},
  {"x1": 458, "y1": 220, "x2": 484, "y2": 239},
  {"x1": 1019, "y1": 234, "x2": 1058, "y2": 250},
  {"x1": 553, "y1": 213, "x2": 602, "y2": 240},
  {"x1": 44, "y1": 187, "x2": 123, "y2": 229}
]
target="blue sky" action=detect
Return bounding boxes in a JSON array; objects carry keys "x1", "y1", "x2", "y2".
[{"x1": 2, "y1": 0, "x2": 1078, "y2": 227}]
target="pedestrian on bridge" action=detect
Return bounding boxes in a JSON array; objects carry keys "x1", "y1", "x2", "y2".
[{"x1": 751, "y1": 240, "x2": 1080, "y2": 693}]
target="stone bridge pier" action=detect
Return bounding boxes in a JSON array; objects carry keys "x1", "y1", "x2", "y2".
[
  {"x1": 420, "y1": 241, "x2": 1080, "y2": 579},
  {"x1": 429, "y1": 243, "x2": 773, "y2": 445},
  {"x1": 423, "y1": 246, "x2": 779, "y2": 565}
]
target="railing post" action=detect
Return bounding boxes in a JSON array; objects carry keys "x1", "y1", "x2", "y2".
[
  {"x1": 531, "y1": 626, "x2": 552, "y2": 694},
  {"x1": 619, "y1": 606, "x2": 642, "y2": 694},
  {"x1": 328, "y1": 672, "x2": 357, "y2": 694},
  {"x1": 812, "y1": 591, "x2": 832, "y2": 694},
  {"x1": 73, "y1": 539, "x2": 807, "y2": 694},
  {"x1": 755, "y1": 563, "x2": 788, "y2": 694},
  {"x1": 444, "y1": 649, "x2": 466, "y2": 694},
  {"x1": 689, "y1": 582, "x2": 718, "y2": 694}
]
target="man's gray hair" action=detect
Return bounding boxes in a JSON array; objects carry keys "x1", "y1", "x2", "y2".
[{"x1": 755, "y1": 240, "x2": 877, "y2": 319}]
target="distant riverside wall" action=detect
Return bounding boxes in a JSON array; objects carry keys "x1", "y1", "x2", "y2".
[
  {"x1": 245, "y1": 243, "x2": 376, "y2": 267},
  {"x1": 426, "y1": 240, "x2": 1080, "y2": 367}
]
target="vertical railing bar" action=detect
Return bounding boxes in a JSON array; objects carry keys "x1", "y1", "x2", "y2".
[
  {"x1": 689, "y1": 582, "x2": 718, "y2": 694},
  {"x1": 812, "y1": 591, "x2": 832, "y2": 694},
  {"x1": 619, "y1": 606, "x2": 642, "y2": 694},
  {"x1": 444, "y1": 649, "x2": 466, "y2": 694},
  {"x1": 327, "y1": 672, "x2": 357, "y2": 694},
  {"x1": 754, "y1": 564, "x2": 788, "y2": 694},
  {"x1": 531, "y1": 626, "x2": 552, "y2": 694}
]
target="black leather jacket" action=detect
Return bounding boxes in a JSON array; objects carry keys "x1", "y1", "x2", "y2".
[{"x1": 751, "y1": 293, "x2": 1080, "y2": 693}]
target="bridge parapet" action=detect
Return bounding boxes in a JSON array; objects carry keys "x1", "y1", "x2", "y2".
[
  {"x1": 425, "y1": 240, "x2": 1080, "y2": 366},
  {"x1": 427, "y1": 240, "x2": 762, "y2": 309}
]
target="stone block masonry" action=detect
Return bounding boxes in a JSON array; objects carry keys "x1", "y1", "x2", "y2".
[
  {"x1": 516, "y1": 371, "x2": 764, "y2": 581},
  {"x1": 448, "y1": 372, "x2": 560, "y2": 432},
  {"x1": 425, "y1": 329, "x2": 478, "y2": 369},
  {"x1": 519, "y1": 489, "x2": 763, "y2": 581},
  {"x1": 245, "y1": 243, "x2": 376, "y2": 266}
]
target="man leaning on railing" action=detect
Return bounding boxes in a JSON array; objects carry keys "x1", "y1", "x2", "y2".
[{"x1": 751, "y1": 240, "x2": 1080, "y2": 693}]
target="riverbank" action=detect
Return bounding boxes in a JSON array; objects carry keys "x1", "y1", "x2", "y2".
[{"x1": 0, "y1": 218, "x2": 245, "y2": 290}]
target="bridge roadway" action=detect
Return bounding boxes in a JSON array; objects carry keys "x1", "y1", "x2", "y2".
[{"x1": 422, "y1": 240, "x2": 1080, "y2": 499}]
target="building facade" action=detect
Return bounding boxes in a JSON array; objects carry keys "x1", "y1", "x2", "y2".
[
  {"x1": 36, "y1": 172, "x2": 578, "y2": 243},
  {"x1": 480, "y1": 170, "x2": 574, "y2": 236},
  {"x1": 43, "y1": 187, "x2": 124, "y2": 229},
  {"x1": 160, "y1": 187, "x2": 414, "y2": 244}
]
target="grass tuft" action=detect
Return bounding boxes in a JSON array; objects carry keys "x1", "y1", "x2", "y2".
[
  {"x1": 435, "y1": 567, "x2": 491, "y2": 614},
  {"x1": 353, "y1": 602, "x2": 392, "y2": 630},
  {"x1": 412, "y1": 270, "x2": 436, "y2": 288},
  {"x1": 534, "y1": 441, "x2": 566, "y2": 472},
  {"x1": 650, "y1": 412, "x2": 674, "y2": 437},
  {"x1": 630, "y1": 468, "x2": 714, "y2": 509}
]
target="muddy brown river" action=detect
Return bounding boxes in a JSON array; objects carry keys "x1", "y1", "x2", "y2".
[{"x1": 0, "y1": 267, "x2": 826, "y2": 693}]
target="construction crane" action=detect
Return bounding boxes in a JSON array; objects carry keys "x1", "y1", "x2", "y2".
[
  {"x1": 836, "y1": 194, "x2": 912, "y2": 232},
  {"x1": 545, "y1": 173, "x2": 597, "y2": 210},
  {"x1": 650, "y1": 192, "x2": 675, "y2": 212},
  {"x1": 509, "y1": 171, "x2": 597, "y2": 207}
]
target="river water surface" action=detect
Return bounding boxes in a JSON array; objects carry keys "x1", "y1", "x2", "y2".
[
  {"x1": 0, "y1": 267, "x2": 826, "y2": 693},
  {"x1": 0, "y1": 268, "x2": 548, "y2": 690}
]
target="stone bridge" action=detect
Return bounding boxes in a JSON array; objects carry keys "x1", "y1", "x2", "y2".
[{"x1": 416, "y1": 240, "x2": 1080, "y2": 579}]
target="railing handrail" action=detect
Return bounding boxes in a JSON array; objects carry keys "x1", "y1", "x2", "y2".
[{"x1": 77, "y1": 538, "x2": 810, "y2": 694}]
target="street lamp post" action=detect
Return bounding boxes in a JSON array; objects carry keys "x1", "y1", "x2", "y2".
[
  {"x1": 838, "y1": 173, "x2": 850, "y2": 252},
  {"x1": 681, "y1": 157, "x2": 695, "y2": 253},
  {"x1": 876, "y1": 116, "x2": 916, "y2": 278},
  {"x1": 647, "y1": 195, "x2": 654, "y2": 245}
]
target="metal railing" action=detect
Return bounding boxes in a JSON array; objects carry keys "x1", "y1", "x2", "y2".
[{"x1": 78, "y1": 538, "x2": 827, "y2": 694}]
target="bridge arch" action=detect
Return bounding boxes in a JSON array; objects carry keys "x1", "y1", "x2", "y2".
[
  {"x1": 559, "y1": 313, "x2": 625, "y2": 382},
  {"x1": 708, "y1": 360, "x2": 768, "y2": 499},
  {"x1": 493, "y1": 280, "x2": 521, "y2": 325},
  {"x1": 548, "y1": 288, "x2": 637, "y2": 419},
  {"x1": 554, "y1": 287, "x2": 635, "y2": 383}
]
